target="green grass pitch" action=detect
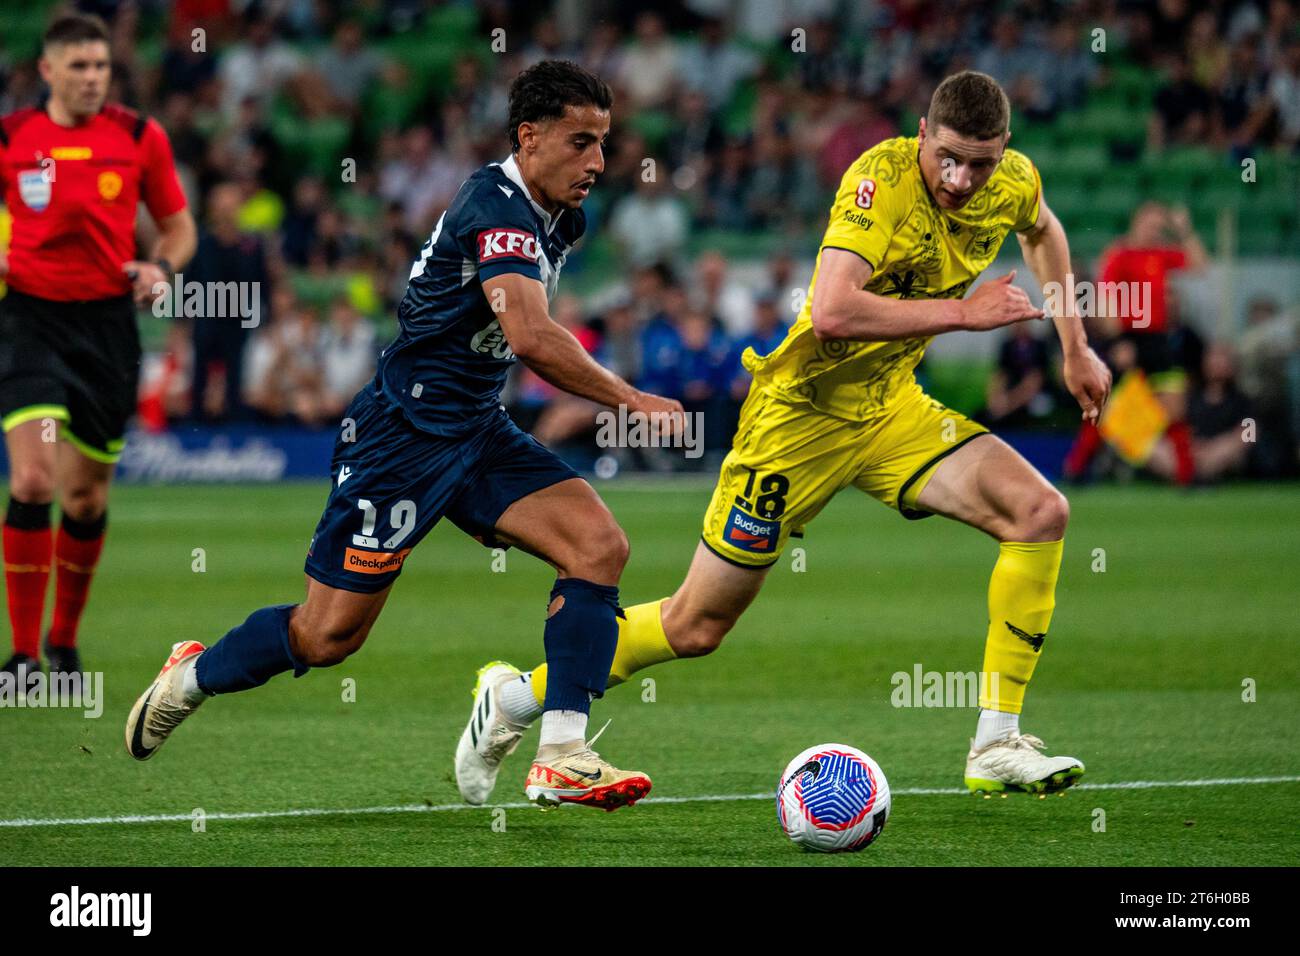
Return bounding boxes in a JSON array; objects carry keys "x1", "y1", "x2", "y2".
[{"x1": 2, "y1": 479, "x2": 1297, "y2": 866}]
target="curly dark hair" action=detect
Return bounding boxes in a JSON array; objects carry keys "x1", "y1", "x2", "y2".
[{"x1": 506, "y1": 60, "x2": 613, "y2": 152}]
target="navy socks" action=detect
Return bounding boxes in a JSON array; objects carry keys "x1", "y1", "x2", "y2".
[
  {"x1": 194, "y1": 604, "x2": 307, "y2": 695},
  {"x1": 541, "y1": 578, "x2": 621, "y2": 714}
]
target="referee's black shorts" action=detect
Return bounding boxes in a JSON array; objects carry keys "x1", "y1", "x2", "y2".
[{"x1": 0, "y1": 288, "x2": 140, "y2": 463}]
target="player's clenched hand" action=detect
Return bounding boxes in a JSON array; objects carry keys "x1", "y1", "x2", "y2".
[
  {"x1": 960, "y1": 271, "x2": 1044, "y2": 331},
  {"x1": 1063, "y1": 346, "x2": 1112, "y2": 424},
  {"x1": 122, "y1": 260, "x2": 168, "y2": 306},
  {"x1": 628, "y1": 390, "x2": 686, "y2": 441}
]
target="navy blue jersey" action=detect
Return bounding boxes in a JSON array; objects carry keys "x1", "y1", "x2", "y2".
[{"x1": 375, "y1": 154, "x2": 585, "y2": 436}]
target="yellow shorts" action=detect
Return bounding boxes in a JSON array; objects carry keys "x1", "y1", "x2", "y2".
[{"x1": 700, "y1": 385, "x2": 989, "y2": 568}]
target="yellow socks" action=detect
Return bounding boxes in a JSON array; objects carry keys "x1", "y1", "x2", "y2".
[
  {"x1": 530, "y1": 598, "x2": 675, "y2": 706},
  {"x1": 978, "y1": 539, "x2": 1064, "y2": 715}
]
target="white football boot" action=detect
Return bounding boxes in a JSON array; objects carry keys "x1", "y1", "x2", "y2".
[
  {"x1": 454, "y1": 661, "x2": 530, "y2": 805},
  {"x1": 125, "y1": 641, "x2": 206, "y2": 760},
  {"x1": 964, "y1": 732, "x2": 1085, "y2": 794}
]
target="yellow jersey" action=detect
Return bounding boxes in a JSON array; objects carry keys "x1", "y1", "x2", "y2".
[{"x1": 743, "y1": 136, "x2": 1042, "y2": 421}]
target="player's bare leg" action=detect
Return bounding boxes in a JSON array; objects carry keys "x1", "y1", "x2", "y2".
[
  {"x1": 659, "y1": 542, "x2": 771, "y2": 656},
  {"x1": 125, "y1": 577, "x2": 389, "y2": 759},
  {"x1": 1, "y1": 418, "x2": 58, "y2": 689},
  {"x1": 915, "y1": 434, "x2": 1084, "y2": 793},
  {"x1": 455, "y1": 477, "x2": 652, "y2": 809}
]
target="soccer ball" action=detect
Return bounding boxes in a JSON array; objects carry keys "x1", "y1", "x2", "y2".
[{"x1": 776, "y1": 744, "x2": 891, "y2": 852}]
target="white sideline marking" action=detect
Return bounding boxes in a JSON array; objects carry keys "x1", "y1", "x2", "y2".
[{"x1": 2, "y1": 775, "x2": 1297, "y2": 829}]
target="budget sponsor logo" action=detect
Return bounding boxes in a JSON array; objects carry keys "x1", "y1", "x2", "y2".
[
  {"x1": 724, "y1": 506, "x2": 779, "y2": 553},
  {"x1": 343, "y1": 547, "x2": 413, "y2": 574}
]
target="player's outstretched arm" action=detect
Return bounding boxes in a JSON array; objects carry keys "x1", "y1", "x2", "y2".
[
  {"x1": 810, "y1": 247, "x2": 1043, "y2": 342},
  {"x1": 483, "y1": 271, "x2": 684, "y2": 423},
  {"x1": 1016, "y1": 198, "x2": 1112, "y2": 422}
]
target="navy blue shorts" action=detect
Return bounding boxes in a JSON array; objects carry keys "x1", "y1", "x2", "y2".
[{"x1": 304, "y1": 388, "x2": 579, "y2": 593}]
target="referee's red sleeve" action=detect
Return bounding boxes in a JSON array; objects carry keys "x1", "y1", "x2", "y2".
[{"x1": 140, "y1": 118, "x2": 188, "y2": 220}]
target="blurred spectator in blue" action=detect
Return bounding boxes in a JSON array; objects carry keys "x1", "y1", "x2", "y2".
[
  {"x1": 314, "y1": 19, "x2": 390, "y2": 114},
  {"x1": 637, "y1": 284, "x2": 689, "y2": 399},
  {"x1": 280, "y1": 176, "x2": 326, "y2": 267},
  {"x1": 798, "y1": 20, "x2": 859, "y2": 94},
  {"x1": 692, "y1": 251, "x2": 754, "y2": 337},
  {"x1": 187, "y1": 181, "x2": 270, "y2": 423},
  {"x1": 158, "y1": 90, "x2": 207, "y2": 174},
  {"x1": 665, "y1": 89, "x2": 724, "y2": 184},
  {"x1": 975, "y1": 14, "x2": 1049, "y2": 115},
  {"x1": 679, "y1": 308, "x2": 733, "y2": 404},
  {"x1": 678, "y1": 16, "x2": 759, "y2": 108},
  {"x1": 702, "y1": 136, "x2": 754, "y2": 229},
  {"x1": 1042, "y1": 20, "x2": 1100, "y2": 117},
  {"x1": 520, "y1": 17, "x2": 576, "y2": 68},
  {"x1": 728, "y1": 291, "x2": 791, "y2": 400},
  {"x1": 1150, "y1": 52, "x2": 1215, "y2": 150},
  {"x1": 160, "y1": 23, "x2": 218, "y2": 95},
  {"x1": 1217, "y1": 35, "x2": 1273, "y2": 153},
  {"x1": 978, "y1": 324, "x2": 1055, "y2": 429}
]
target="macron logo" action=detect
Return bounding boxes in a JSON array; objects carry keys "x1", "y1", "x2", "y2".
[
  {"x1": 50, "y1": 886, "x2": 151, "y2": 936},
  {"x1": 477, "y1": 229, "x2": 540, "y2": 264},
  {"x1": 337, "y1": 466, "x2": 353, "y2": 487},
  {"x1": 498, "y1": 184, "x2": 514, "y2": 198}
]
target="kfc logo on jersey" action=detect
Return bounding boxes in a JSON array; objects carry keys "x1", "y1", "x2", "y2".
[
  {"x1": 477, "y1": 228, "x2": 541, "y2": 264},
  {"x1": 855, "y1": 178, "x2": 876, "y2": 209}
]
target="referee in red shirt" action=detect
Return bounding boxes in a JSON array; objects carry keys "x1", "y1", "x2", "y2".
[{"x1": 0, "y1": 13, "x2": 196, "y2": 687}]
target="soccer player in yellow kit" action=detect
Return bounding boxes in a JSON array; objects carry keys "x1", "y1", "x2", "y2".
[{"x1": 457, "y1": 71, "x2": 1112, "y2": 801}]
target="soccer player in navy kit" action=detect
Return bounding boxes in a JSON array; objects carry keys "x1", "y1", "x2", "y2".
[{"x1": 124, "y1": 61, "x2": 683, "y2": 812}]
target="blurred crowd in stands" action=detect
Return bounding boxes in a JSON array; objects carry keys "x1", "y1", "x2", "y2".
[{"x1": 1, "y1": 0, "x2": 1297, "y2": 479}]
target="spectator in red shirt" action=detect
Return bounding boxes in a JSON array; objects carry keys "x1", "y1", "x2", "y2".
[{"x1": 0, "y1": 13, "x2": 196, "y2": 685}]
